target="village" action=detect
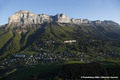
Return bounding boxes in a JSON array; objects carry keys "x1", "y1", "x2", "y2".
[
  {"x1": 0, "y1": 50, "x2": 119, "y2": 70},
  {"x1": 1, "y1": 52, "x2": 84, "y2": 69},
  {"x1": 0, "y1": 39, "x2": 120, "y2": 69}
]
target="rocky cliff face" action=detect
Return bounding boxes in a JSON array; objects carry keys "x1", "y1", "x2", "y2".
[
  {"x1": 54, "y1": 14, "x2": 71, "y2": 23},
  {"x1": 8, "y1": 10, "x2": 51, "y2": 25},
  {"x1": 8, "y1": 10, "x2": 119, "y2": 26},
  {"x1": 8, "y1": 10, "x2": 71, "y2": 25}
]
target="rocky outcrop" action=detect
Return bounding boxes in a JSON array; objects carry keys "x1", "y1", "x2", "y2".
[
  {"x1": 54, "y1": 14, "x2": 71, "y2": 23},
  {"x1": 8, "y1": 10, "x2": 119, "y2": 26},
  {"x1": 8, "y1": 10, "x2": 52, "y2": 25},
  {"x1": 9, "y1": 10, "x2": 38, "y2": 25},
  {"x1": 71, "y1": 18, "x2": 83, "y2": 24}
]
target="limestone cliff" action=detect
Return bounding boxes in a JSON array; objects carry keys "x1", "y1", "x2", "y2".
[{"x1": 8, "y1": 10, "x2": 119, "y2": 26}]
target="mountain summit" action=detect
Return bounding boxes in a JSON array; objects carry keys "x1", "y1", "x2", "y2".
[{"x1": 8, "y1": 10, "x2": 119, "y2": 26}]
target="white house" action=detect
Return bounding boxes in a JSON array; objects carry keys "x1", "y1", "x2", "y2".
[{"x1": 64, "y1": 40, "x2": 76, "y2": 43}]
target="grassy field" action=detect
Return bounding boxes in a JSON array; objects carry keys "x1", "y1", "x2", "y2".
[
  {"x1": 99, "y1": 59, "x2": 120, "y2": 67},
  {"x1": 65, "y1": 61, "x2": 85, "y2": 64},
  {"x1": 18, "y1": 50, "x2": 38, "y2": 55},
  {"x1": 1, "y1": 61, "x2": 84, "y2": 80},
  {"x1": 2, "y1": 63, "x2": 62, "y2": 80}
]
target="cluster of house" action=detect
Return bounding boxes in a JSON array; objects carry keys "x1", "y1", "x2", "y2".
[
  {"x1": 46, "y1": 39, "x2": 96, "y2": 44},
  {"x1": 46, "y1": 40, "x2": 77, "y2": 44},
  {"x1": 1, "y1": 51, "x2": 119, "y2": 69},
  {"x1": 1, "y1": 52, "x2": 86, "y2": 68}
]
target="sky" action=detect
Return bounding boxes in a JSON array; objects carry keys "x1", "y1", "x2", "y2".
[{"x1": 0, "y1": 0, "x2": 120, "y2": 25}]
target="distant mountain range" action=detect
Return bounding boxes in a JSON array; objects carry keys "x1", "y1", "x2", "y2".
[
  {"x1": 0, "y1": 10, "x2": 120, "y2": 60},
  {"x1": 8, "y1": 10, "x2": 119, "y2": 26}
]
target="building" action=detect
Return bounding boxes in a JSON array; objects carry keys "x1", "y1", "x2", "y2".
[
  {"x1": 64, "y1": 40, "x2": 76, "y2": 43},
  {"x1": 14, "y1": 55, "x2": 25, "y2": 58}
]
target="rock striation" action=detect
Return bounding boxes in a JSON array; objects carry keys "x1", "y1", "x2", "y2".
[{"x1": 8, "y1": 10, "x2": 119, "y2": 26}]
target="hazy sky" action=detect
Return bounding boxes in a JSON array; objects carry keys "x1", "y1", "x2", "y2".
[{"x1": 0, "y1": 0, "x2": 120, "y2": 25}]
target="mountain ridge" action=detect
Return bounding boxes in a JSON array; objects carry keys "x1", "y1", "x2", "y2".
[{"x1": 8, "y1": 10, "x2": 119, "y2": 26}]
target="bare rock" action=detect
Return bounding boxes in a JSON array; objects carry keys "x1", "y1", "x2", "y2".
[{"x1": 8, "y1": 10, "x2": 119, "y2": 26}]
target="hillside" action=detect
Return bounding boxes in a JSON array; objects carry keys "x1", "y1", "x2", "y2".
[{"x1": 0, "y1": 21, "x2": 120, "y2": 60}]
